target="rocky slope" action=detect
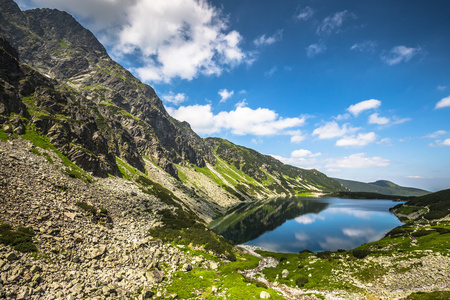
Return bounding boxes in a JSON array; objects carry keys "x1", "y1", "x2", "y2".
[
  {"x1": 0, "y1": 0, "x2": 343, "y2": 211},
  {"x1": 0, "y1": 138, "x2": 223, "y2": 300}
]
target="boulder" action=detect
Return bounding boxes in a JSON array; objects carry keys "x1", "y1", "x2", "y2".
[{"x1": 260, "y1": 290, "x2": 271, "y2": 298}]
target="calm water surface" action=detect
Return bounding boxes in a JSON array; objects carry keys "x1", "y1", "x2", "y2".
[{"x1": 243, "y1": 197, "x2": 403, "y2": 253}]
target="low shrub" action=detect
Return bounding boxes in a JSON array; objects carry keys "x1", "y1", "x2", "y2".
[
  {"x1": 434, "y1": 227, "x2": 450, "y2": 234},
  {"x1": 316, "y1": 251, "x2": 332, "y2": 259},
  {"x1": 411, "y1": 230, "x2": 434, "y2": 238},
  {"x1": 296, "y1": 276, "x2": 309, "y2": 288},
  {"x1": 243, "y1": 277, "x2": 267, "y2": 289},
  {"x1": 352, "y1": 249, "x2": 371, "y2": 259},
  {"x1": 76, "y1": 201, "x2": 97, "y2": 215},
  {"x1": 0, "y1": 223, "x2": 37, "y2": 253}
]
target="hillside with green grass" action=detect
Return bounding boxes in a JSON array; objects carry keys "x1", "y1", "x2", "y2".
[{"x1": 335, "y1": 178, "x2": 430, "y2": 197}]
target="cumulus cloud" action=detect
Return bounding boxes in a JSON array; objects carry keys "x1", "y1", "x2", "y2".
[
  {"x1": 291, "y1": 149, "x2": 321, "y2": 158},
  {"x1": 326, "y1": 153, "x2": 390, "y2": 170},
  {"x1": 435, "y1": 95, "x2": 450, "y2": 109},
  {"x1": 347, "y1": 99, "x2": 381, "y2": 116},
  {"x1": 162, "y1": 92, "x2": 187, "y2": 105},
  {"x1": 296, "y1": 6, "x2": 314, "y2": 21},
  {"x1": 291, "y1": 134, "x2": 306, "y2": 144},
  {"x1": 316, "y1": 10, "x2": 353, "y2": 35},
  {"x1": 218, "y1": 89, "x2": 234, "y2": 103},
  {"x1": 381, "y1": 45, "x2": 421, "y2": 66},
  {"x1": 336, "y1": 132, "x2": 377, "y2": 147},
  {"x1": 312, "y1": 121, "x2": 359, "y2": 139},
  {"x1": 437, "y1": 85, "x2": 447, "y2": 91},
  {"x1": 306, "y1": 43, "x2": 326, "y2": 58},
  {"x1": 167, "y1": 104, "x2": 306, "y2": 136},
  {"x1": 34, "y1": 0, "x2": 248, "y2": 83},
  {"x1": 253, "y1": 30, "x2": 283, "y2": 46},
  {"x1": 368, "y1": 113, "x2": 390, "y2": 125},
  {"x1": 271, "y1": 148, "x2": 321, "y2": 169}
]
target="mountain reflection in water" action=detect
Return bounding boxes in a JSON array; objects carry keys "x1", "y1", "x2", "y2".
[
  {"x1": 210, "y1": 197, "x2": 329, "y2": 244},
  {"x1": 210, "y1": 197, "x2": 403, "y2": 253}
]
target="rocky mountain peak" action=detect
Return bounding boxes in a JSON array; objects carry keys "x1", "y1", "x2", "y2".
[{"x1": 0, "y1": 0, "x2": 215, "y2": 177}]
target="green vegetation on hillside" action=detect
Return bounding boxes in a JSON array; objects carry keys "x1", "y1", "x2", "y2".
[{"x1": 335, "y1": 178, "x2": 430, "y2": 197}]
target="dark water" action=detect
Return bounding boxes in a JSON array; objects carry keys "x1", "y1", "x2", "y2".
[{"x1": 212, "y1": 197, "x2": 403, "y2": 253}]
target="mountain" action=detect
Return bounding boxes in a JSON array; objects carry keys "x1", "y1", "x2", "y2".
[
  {"x1": 0, "y1": 0, "x2": 344, "y2": 223},
  {"x1": 334, "y1": 178, "x2": 430, "y2": 197},
  {"x1": 0, "y1": 0, "x2": 214, "y2": 179}
]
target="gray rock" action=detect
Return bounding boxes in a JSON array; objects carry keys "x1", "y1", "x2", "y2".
[
  {"x1": 281, "y1": 269, "x2": 289, "y2": 279},
  {"x1": 260, "y1": 290, "x2": 271, "y2": 298},
  {"x1": 145, "y1": 268, "x2": 163, "y2": 283},
  {"x1": 182, "y1": 263, "x2": 192, "y2": 272},
  {"x1": 6, "y1": 252, "x2": 18, "y2": 261}
]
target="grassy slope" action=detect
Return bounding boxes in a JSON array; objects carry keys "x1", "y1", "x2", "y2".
[{"x1": 335, "y1": 178, "x2": 430, "y2": 197}]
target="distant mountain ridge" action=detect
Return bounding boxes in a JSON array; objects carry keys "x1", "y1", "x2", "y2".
[{"x1": 334, "y1": 178, "x2": 430, "y2": 197}]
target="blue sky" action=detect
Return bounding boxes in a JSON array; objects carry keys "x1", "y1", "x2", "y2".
[{"x1": 18, "y1": 0, "x2": 450, "y2": 191}]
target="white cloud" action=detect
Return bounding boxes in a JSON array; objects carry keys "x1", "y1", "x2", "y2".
[
  {"x1": 392, "y1": 116, "x2": 411, "y2": 124},
  {"x1": 437, "y1": 85, "x2": 447, "y2": 91},
  {"x1": 381, "y1": 45, "x2": 421, "y2": 66},
  {"x1": 296, "y1": 6, "x2": 314, "y2": 21},
  {"x1": 167, "y1": 104, "x2": 306, "y2": 136},
  {"x1": 333, "y1": 113, "x2": 350, "y2": 121},
  {"x1": 326, "y1": 153, "x2": 390, "y2": 170},
  {"x1": 429, "y1": 138, "x2": 450, "y2": 147},
  {"x1": 291, "y1": 149, "x2": 321, "y2": 158},
  {"x1": 316, "y1": 10, "x2": 352, "y2": 35},
  {"x1": 347, "y1": 99, "x2": 381, "y2": 116},
  {"x1": 162, "y1": 92, "x2": 187, "y2": 105},
  {"x1": 166, "y1": 104, "x2": 218, "y2": 135},
  {"x1": 435, "y1": 95, "x2": 450, "y2": 109},
  {"x1": 312, "y1": 121, "x2": 359, "y2": 139},
  {"x1": 424, "y1": 130, "x2": 447, "y2": 138},
  {"x1": 218, "y1": 89, "x2": 234, "y2": 103},
  {"x1": 336, "y1": 132, "x2": 377, "y2": 147},
  {"x1": 351, "y1": 40, "x2": 377, "y2": 52},
  {"x1": 235, "y1": 99, "x2": 248, "y2": 108},
  {"x1": 37, "y1": 0, "x2": 248, "y2": 83},
  {"x1": 253, "y1": 30, "x2": 283, "y2": 46},
  {"x1": 306, "y1": 43, "x2": 326, "y2": 58},
  {"x1": 291, "y1": 134, "x2": 306, "y2": 144},
  {"x1": 368, "y1": 113, "x2": 390, "y2": 125}
]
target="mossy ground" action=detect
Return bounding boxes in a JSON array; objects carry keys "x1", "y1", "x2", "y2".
[{"x1": 165, "y1": 252, "x2": 285, "y2": 299}]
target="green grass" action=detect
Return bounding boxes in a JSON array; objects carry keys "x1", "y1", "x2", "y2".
[
  {"x1": 165, "y1": 252, "x2": 284, "y2": 299},
  {"x1": 406, "y1": 291, "x2": 450, "y2": 300},
  {"x1": 0, "y1": 129, "x2": 9, "y2": 141}
]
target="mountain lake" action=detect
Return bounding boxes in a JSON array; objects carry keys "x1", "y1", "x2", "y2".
[{"x1": 211, "y1": 197, "x2": 404, "y2": 253}]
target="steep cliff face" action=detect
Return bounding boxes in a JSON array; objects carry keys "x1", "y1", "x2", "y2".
[{"x1": 0, "y1": 0, "x2": 214, "y2": 177}]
